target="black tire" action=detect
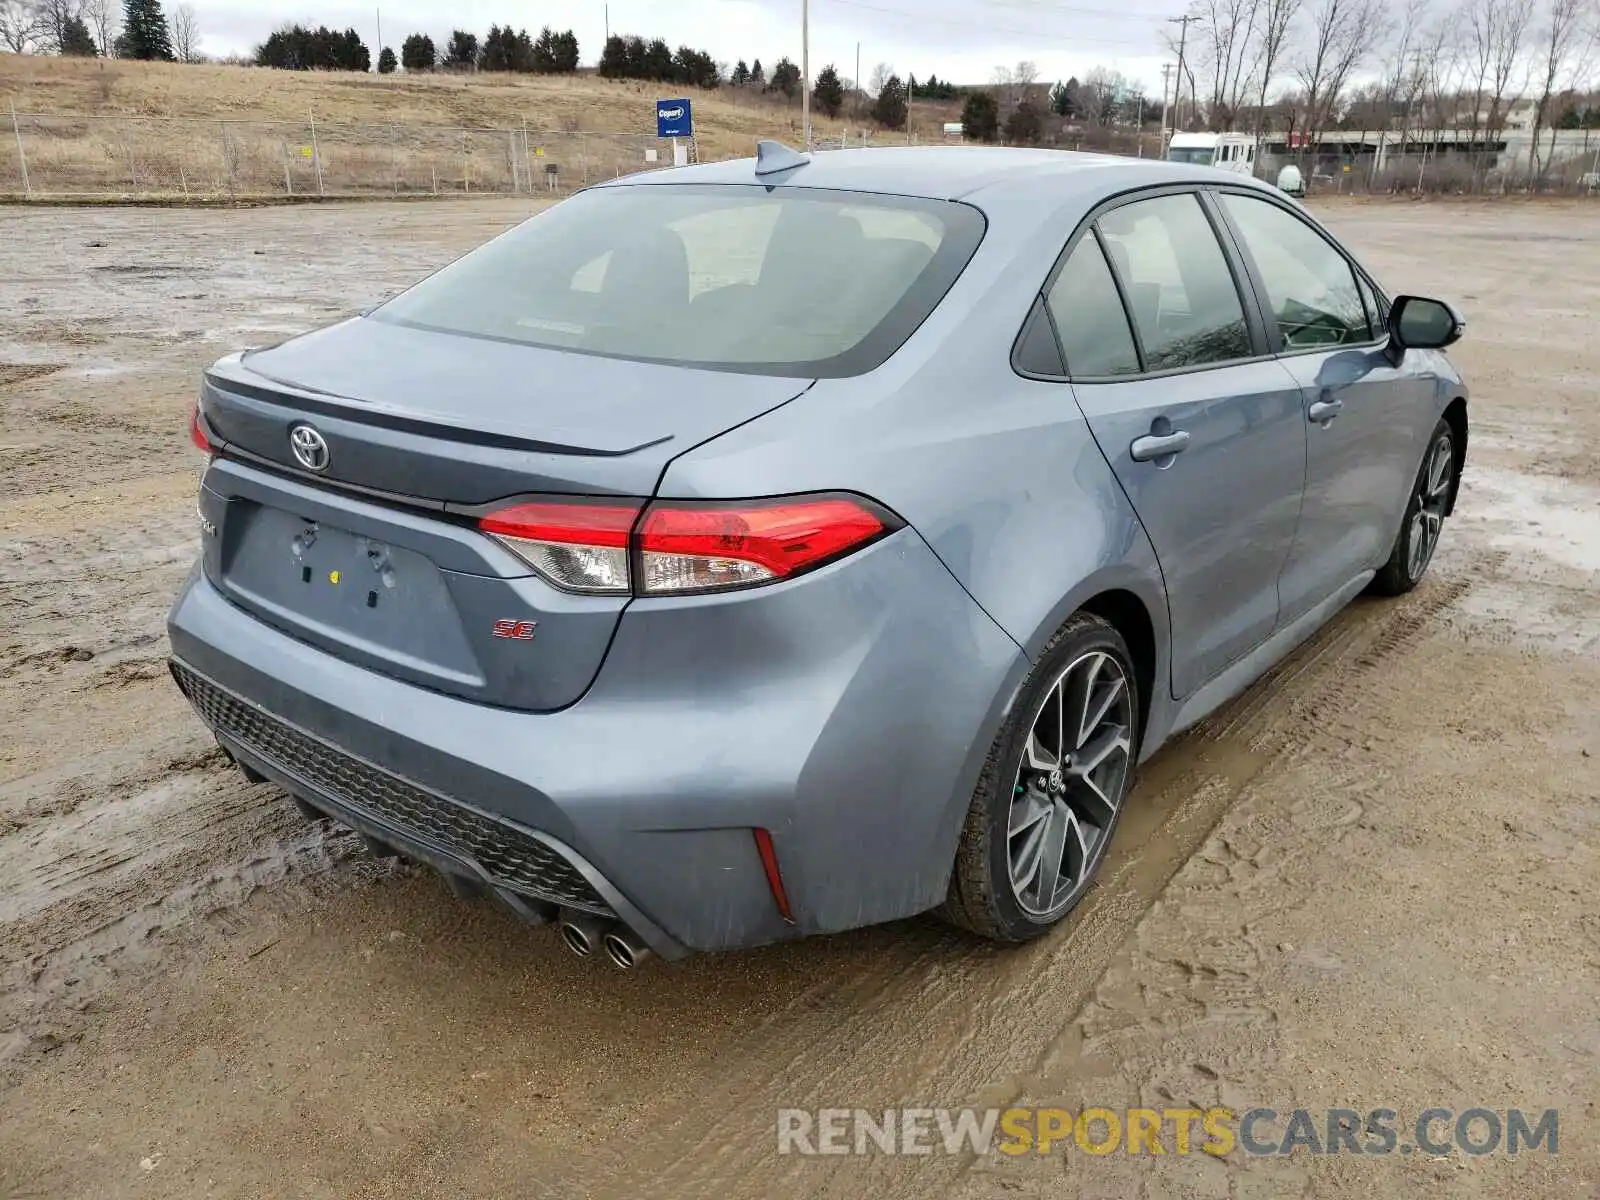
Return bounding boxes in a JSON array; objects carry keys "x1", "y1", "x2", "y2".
[
  {"x1": 1371, "y1": 418, "x2": 1455, "y2": 597},
  {"x1": 939, "y1": 611, "x2": 1140, "y2": 943}
]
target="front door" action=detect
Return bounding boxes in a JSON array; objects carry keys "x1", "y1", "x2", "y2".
[
  {"x1": 1214, "y1": 191, "x2": 1432, "y2": 622},
  {"x1": 1047, "y1": 192, "x2": 1307, "y2": 698}
]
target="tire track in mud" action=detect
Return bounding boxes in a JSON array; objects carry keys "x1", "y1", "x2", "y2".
[
  {"x1": 622, "y1": 559, "x2": 1493, "y2": 1200},
  {"x1": 0, "y1": 492, "x2": 373, "y2": 1080}
]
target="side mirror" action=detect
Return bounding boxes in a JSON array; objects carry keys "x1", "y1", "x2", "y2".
[{"x1": 1387, "y1": 295, "x2": 1465, "y2": 357}]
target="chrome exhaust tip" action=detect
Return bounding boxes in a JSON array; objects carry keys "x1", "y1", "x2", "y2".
[
  {"x1": 601, "y1": 927, "x2": 653, "y2": 970},
  {"x1": 558, "y1": 913, "x2": 609, "y2": 958}
]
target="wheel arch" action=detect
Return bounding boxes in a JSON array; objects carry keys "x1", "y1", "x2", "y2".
[{"x1": 1015, "y1": 565, "x2": 1172, "y2": 761}]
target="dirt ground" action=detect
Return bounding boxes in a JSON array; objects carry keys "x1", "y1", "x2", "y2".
[{"x1": 1, "y1": 197, "x2": 1597, "y2": 1199}]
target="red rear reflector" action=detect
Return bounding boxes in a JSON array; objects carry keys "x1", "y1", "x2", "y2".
[
  {"x1": 637, "y1": 496, "x2": 889, "y2": 594},
  {"x1": 190, "y1": 405, "x2": 213, "y2": 454},
  {"x1": 752, "y1": 828, "x2": 795, "y2": 924}
]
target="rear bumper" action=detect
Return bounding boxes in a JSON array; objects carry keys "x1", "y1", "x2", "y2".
[{"x1": 167, "y1": 529, "x2": 1027, "y2": 953}]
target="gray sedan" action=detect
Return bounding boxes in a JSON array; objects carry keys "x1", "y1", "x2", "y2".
[{"x1": 169, "y1": 143, "x2": 1467, "y2": 966}]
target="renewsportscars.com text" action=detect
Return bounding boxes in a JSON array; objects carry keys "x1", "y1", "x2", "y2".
[{"x1": 776, "y1": 1106, "x2": 1559, "y2": 1158}]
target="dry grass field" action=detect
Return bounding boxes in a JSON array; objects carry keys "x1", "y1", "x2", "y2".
[{"x1": 0, "y1": 56, "x2": 966, "y2": 198}]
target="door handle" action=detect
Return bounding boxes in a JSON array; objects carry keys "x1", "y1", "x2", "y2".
[
  {"x1": 1129, "y1": 430, "x2": 1191, "y2": 462},
  {"x1": 1308, "y1": 397, "x2": 1343, "y2": 423}
]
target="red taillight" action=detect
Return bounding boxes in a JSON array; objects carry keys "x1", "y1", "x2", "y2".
[
  {"x1": 478, "y1": 499, "x2": 641, "y2": 595},
  {"x1": 637, "y1": 496, "x2": 889, "y2": 594},
  {"x1": 476, "y1": 493, "x2": 893, "y2": 597},
  {"x1": 190, "y1": 405, "x2": 213, "y2": 455}
]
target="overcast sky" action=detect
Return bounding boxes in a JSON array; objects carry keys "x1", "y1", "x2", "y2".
[{"x1": 196, "y1": 0, "x2": 1177, "y2": 95}]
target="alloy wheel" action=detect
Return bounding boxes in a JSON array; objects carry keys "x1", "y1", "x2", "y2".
[
  {"x1": 1006, "y1": 650, "x2": 1134, "y2": 918},
  {"x1": 1407, "y1": 433, "x2": 1453, "y2": 582}
]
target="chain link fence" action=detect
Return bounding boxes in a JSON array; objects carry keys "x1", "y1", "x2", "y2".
[{"x1": 2, "y1": 112, "x2": 658, "y2": 200}]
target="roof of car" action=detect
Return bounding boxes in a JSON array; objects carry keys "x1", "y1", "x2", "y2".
[{"x1": 598, "y1": 145, "x2": 1237, "y2": 204}]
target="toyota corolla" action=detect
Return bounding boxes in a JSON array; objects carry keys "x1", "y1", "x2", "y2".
[{"x1": 169, "y1": 143, "x2": 1468, "y2": 967}]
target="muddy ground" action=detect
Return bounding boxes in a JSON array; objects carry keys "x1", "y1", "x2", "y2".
[{"x1": 1, "y1": 198, "x2": 1597, "y2": 1199}]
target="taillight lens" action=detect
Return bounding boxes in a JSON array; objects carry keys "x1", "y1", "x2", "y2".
[
  {"x1": 476, "y1": 493, "x2": 894, "y2": 597},
  {"x1": 190, "y1": 405, "x2": 213, "y2": 455},
  {"x1": 479, "y1": 499, "x2": 641, "y2": 595},
  {"x1": 638, "y1": 496, "x2": 889, "y2": 594}
]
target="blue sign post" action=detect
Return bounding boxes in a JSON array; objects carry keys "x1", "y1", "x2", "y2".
[{"x1": 656, "y1": 99, "x2": 693, "y2": 139}]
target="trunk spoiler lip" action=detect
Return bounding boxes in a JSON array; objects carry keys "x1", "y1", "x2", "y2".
[{"x1": 203, "y1": 357, "x2": 675, "y2": 460}]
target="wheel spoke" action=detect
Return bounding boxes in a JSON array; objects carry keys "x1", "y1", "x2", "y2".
[
  {"x1": 1078, "y1": 673, "x2": 1126, "y2": 748},
  {"x1": 1062, "y1": 808, "x2": 1090, "y2": 885},
  {"x1": 1032, "y1": 802, "x2": 1070, "y2": 910},
  {"x1": 1010, "y1": 817, "x2": 1048, "y2": 898},
  {"x1": 1009, "y1": 788, "x2": 1051, "y2": 837},
  {"x1": 1067, "y1": 772, "x2": 1120, "y2": 829},
  {"x1": 1071, "y1": 722, "x2": 1131, "y2": 778},
  {"x1": 1023, "y1": 728, "x2": 1059, "y2": 773}
]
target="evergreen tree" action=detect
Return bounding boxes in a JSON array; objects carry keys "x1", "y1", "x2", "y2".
[
  {"x1": 60, "y1": 14, "x2": 98, "y2": 55},
  {"x1": 1051, "y1": 77, "x2": 1081, "y2": 118},
  {"x1": 1004, "y1": 100, "x2": 1042, "y2": 145},
  {"x1": 400, "y1": 33, "x2": 434, "y2": 70},
  {"x1": 443, "y1": 29, "x2": 477, "y2": 68},
  {"x1": 812, "y1": 64, "x2": 844, "y2": 118},
  {"x1": 731, "y1": 59, "x2": 749, "y2": 87},
  {"x1": 552, "y1": 30, "x2": 578, "y2": 71},
  {"x1": 872, "y1": 73, "x2": 907, "y2": 129},
  {"x1": 598, "y1": 34, "x2": 627, "y2": 76},
  {"x1": 962, "y1": 91, "x2": 1000, "y2": 143},
  {"x1": 750, "y1": 58, "x2": 764, "y2": 86},
  {"x1": 768, "y1": 56, "x2": 799, "y2": 98},
  {"x1": 120, "y1": 0, "x2": 174, "y2": 60},
  {"x1": 377, "y1": 45, "x2": 397, "y2": 73}
]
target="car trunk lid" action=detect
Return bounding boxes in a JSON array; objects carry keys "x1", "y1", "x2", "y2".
[{"x1": 195, "y1": 318, "x2": 813, "y2": 711}]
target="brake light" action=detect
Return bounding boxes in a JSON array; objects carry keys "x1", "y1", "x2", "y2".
[
  {"x1": 637, "y1": 497, "x2": 889, "y2": 594},
  {"x1": 478, "y1": 499, "x2": 641, "y2": 595},
  {"x1": 190, "y1": 405, "x2": 213, "y2": 455},
  {"x1": 476, "y1": 493, "x2": 894, "y2": 597}
]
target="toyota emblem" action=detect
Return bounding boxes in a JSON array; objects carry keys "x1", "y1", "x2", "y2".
[{"x1": 288, "y1": 423, "x2": 330, "y2": 472}]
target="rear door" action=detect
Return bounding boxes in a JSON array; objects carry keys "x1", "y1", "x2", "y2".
[
  {"x1": 1213, "y1": 190, "x2": 1433, "y2": 623},
  {"x1": 1047, "y1": 190, "x2": 1307, "y2": 698}
]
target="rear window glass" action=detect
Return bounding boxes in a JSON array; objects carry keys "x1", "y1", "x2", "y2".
[{"x1": 371, "y1": 184, "x2": 986, "y2": 378}]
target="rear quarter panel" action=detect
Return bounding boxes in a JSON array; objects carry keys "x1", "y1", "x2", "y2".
[{"x1": 658, "y1": 179, "x2": 1175, "y2": 760}]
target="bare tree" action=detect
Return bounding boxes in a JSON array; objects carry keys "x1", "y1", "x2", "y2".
[
  {"x1": 1369, "y1": 0, "x2": 1431, "y2": 184},
  {"x1": 170, "y1": 1, "x2": 199, "y2": 61},
  {"x1": 82, "y1": 0, "x2": 115, "y2": 54},
  {"x1": 1253, "y1": 0, "x2": 1303, "y2": 147},
  {"x1": 869, "y1": 61, "x2": 893, "y2": 97},
  {"x1": 1295, "y1": 0, "x2": 1387, "y2": 154},
  {"x1": 32, "y1": 0, "x2": 85, "y2": 52},
  {"x1": 1198, "y1": 0, "x2": 1264, "y2": 129},
  {"x1": 0, "y1": 0, "x2": 44, "y2": 51},
  {"x1": 1528, "y1": 0, "x2": 1587, "y2": 179}
]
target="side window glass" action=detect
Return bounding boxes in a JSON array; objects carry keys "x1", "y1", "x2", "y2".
[
  {"x1": 1096, "y1": 194, "x2": 1253, "y2": 372},
  {"x1": 1357, "y1": 273, "x2": 1390, "y2": 334},
  {"x1": 1014, "y1": 296, "x2": 1067, "y2": 376},
  {"x1": 1044, "y1": 233, "x2": 1141, "y2": 377},
  {"x1": 1219, "y1": 193, "x2": 1371, "y2": 349}
]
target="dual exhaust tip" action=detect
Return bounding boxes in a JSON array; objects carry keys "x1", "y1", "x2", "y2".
[{"x1": 559, "y1": 912, "x2": 652, "y2": 969}]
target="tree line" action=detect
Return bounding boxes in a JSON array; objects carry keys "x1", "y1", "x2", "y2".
[
  {"x1": 1, "y1": 0, "x2": 199, "y2": 61},
  {"x1": 597, "y1": 34, "x2": 733, "y2": 88}
]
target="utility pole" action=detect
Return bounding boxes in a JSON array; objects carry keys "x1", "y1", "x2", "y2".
[
  {"x1": 855, "y1": 41, "x2": 861, "y2": 121},
  {"x1": 604, "y1": 5, "x2": 609, "y2": 42},
  {"x1": 801, "y1": 0, "x2": 811, "y2": 148},
  {"x1": 1168, "y1": 14, "x2": 1196, "y2": 134},
  {"x1": 374, "y1": 8, "x2": 382, "y2": 65},
  {"x1": 1160, "y1": 62, "x2": 1173, "y2": 144}
]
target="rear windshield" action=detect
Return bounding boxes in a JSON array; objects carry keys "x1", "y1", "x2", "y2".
[
  {"x1": 1166, "y1": 147, "x2": 1216, "y2": 165},
  {"x1": 370, "y1": 183, "x2": 986, "y2": 378}
]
